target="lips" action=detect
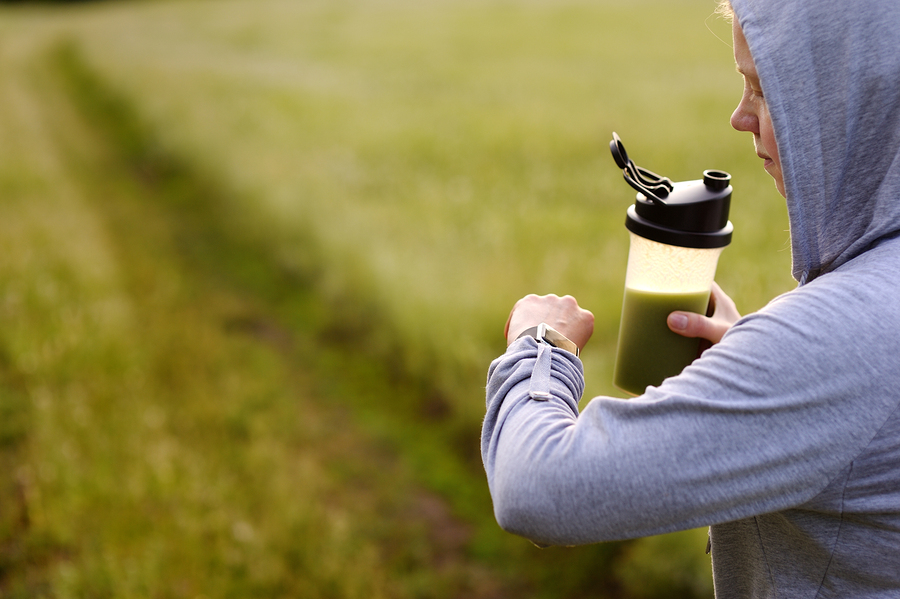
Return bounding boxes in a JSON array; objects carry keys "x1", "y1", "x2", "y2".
[
  {"x1": 757, "y1": 152, "x2": 773, "y2": 167},
  {"x1": 754, "y1": 139, "x2": 771, "y2": 162}
]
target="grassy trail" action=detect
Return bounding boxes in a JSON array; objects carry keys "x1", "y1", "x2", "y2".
[
  {"x1": 0, "y1": 23, "x2": 635, "y2": 599},
  {"x1": 0, "y1": 0, "x2": 796, "y2": 595},
  {"x1": 0, "y1": 30, "x2": 487, "y2": 598}
]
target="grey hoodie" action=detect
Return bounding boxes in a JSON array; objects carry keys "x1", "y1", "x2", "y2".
[{"x1": 482, "y1": 0, "x2": 900, "y2": 596}]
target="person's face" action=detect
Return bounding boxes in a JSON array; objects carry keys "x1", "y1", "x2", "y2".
[{"x1": 730, "y1": 20, "x2": 785, "y2": 197}]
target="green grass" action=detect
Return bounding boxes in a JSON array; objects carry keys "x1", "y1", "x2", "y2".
[
  {"x1": 42, "y1": 0, "x2": 791, "y2": 404},
  {"x1": 0, "y1": 0, "x2": 795, "y2": 596}
]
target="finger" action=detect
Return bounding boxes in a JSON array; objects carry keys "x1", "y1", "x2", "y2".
[
  {"x1": 504, "y1": 294, "x2": 594, "y2": 348},
  {"x1": 711, "y1": 283, "x2": 741, "y2": 317},
  {"x1": 667, "y1": 311, "x2": 730, "y2": 345}
]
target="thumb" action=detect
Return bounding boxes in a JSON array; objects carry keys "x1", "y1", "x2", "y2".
[{"x1": 667, "y1": 311, "x2": 730, "y2": 345}]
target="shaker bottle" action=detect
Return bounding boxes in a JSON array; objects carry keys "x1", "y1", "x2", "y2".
[{"x1": 609, "y1": 133, "x2": 733, "y2": 396}]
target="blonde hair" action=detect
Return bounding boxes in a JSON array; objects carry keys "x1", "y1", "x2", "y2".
[{"x1": 716, "y1": 0, "x2": 735, "y2": 22}]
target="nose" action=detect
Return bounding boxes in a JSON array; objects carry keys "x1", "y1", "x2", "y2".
[{"x1": 731, "y1": 96, "x2": 758, "y2": 134}]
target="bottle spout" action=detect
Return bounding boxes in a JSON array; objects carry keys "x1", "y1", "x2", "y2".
[{"x1": 703, "y1": 169, "x2": 731, "y2": 191}]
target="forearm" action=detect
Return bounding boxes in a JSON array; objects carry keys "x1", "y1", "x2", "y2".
[
  {"x1": 482, "y1": 341, "x2": 716, "y2": 546},
  {"x1": 483, "y1": 339, "x2": 691, "y2": 546},
  {"x1": 484, "y1": 336, "x2": 635, "y2": 546},
  {"x1": 481, "y1": 298, "x2": 879, "y2": 546}
]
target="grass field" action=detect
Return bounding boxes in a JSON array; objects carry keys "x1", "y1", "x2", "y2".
[{"x1": 0, "y1": 0, "x2": 795, "y2": 596}]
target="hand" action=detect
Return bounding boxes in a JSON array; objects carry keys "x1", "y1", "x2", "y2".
[
  {"x1": 666, "y1": 282, "x2": 740, "y2": 346},
  {"x1": 505, "y1": 294, "x2": 594, "y2": 350}
]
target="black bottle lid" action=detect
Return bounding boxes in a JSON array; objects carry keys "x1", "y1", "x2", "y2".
[{"x1": 610, "y1": 133, "x2": 733, "y2": 249}]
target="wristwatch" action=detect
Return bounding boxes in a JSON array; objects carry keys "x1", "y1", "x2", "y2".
[{"x1": 516, "y1": 323, "x2": 580, "y2": 357}]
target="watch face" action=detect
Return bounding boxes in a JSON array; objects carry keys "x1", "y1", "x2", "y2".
[{"x1": 518, "y1": 324, "x2": 578, "y2": 356}]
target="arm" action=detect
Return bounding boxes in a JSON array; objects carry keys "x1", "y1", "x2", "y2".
[{"x1": 483, "y1": 276, "x2": 900, "y2": 547}]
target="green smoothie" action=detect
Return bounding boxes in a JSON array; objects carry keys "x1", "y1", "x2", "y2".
[{"x1": 613, "y1": 287, "x2": 711, "y2": 396}]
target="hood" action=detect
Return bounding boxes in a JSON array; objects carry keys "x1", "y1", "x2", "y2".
[{"x1": 731, "y1": 0, "x2": 900, "y2": 284}]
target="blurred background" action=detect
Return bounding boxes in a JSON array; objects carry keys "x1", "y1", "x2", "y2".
[{"x1": 0, "y1": 0, "x2": 794, "y2": 596}]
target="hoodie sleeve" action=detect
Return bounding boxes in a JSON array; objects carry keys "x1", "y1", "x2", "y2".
[{"x1": 482, "y1": 253, "x2": 900, "y2": 547}]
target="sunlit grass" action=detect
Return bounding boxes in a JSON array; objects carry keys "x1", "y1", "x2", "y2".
[
  {"x1": 0, "y1": 36, "x2": 526, "y2": 596},
  {"x1": 40, "y1": 0, "x2": 791, "y2": 404},
  {"x1": 0, "y1": 0, "x2": 796, "y2": 596}
]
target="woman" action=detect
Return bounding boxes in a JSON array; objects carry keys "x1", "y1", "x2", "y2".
[{"x1": 482, "y1": 0, "x2": 900, "y2": 595}]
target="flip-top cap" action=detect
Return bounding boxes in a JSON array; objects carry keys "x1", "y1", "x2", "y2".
[
  {"x1": 610, "y1": 133, "x2": 733, "y2": 249},
  {"x1": 625, "y1": 170, "x2": 733, "y2": 249}
]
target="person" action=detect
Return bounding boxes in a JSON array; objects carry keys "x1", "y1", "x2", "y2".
[{"x1": 481, "y1": 0, "x2": 900, "y2": 595}]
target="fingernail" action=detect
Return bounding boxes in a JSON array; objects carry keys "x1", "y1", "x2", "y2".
[{"x1": 668, "y1": 313, "x2": 688, "y2": 331}]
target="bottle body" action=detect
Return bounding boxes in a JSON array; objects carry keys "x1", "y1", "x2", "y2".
[{"x1": 613, "y1": 233, "x2": 723, "y2": 396}]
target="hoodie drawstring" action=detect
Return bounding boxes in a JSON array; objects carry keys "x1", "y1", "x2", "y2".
[{"x1": 528, "y1": 342, "x2": 554, "y2": 401}]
